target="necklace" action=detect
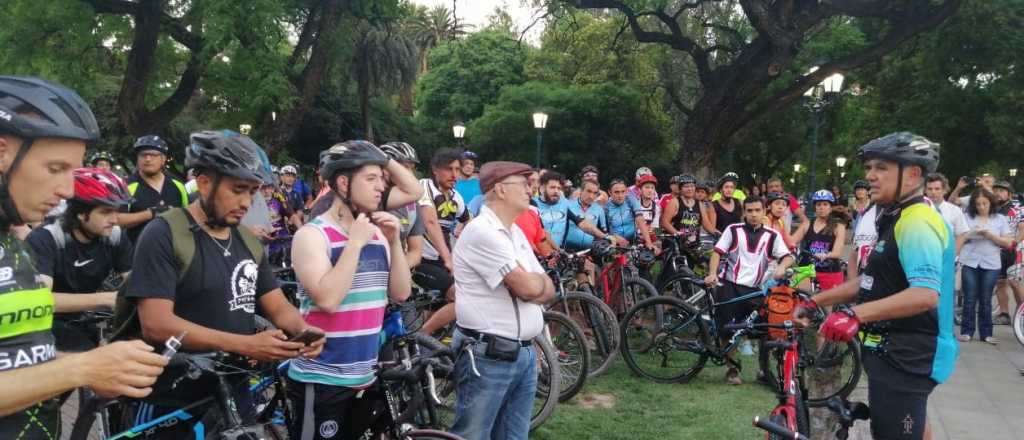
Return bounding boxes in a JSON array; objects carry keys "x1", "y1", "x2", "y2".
[{"x1": 209, "y1": 231, "x2": 233, "y2": 257}]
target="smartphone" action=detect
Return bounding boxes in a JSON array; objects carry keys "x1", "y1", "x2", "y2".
[{"x1": 288, "y1": 328, "x2": 325, "y2": 346}]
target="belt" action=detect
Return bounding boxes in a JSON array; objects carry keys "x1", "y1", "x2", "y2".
[{"x1": 457, "y1": 326, "x2": 531, "y2": 347}]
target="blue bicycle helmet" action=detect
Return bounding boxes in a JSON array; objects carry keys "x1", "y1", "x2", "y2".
[{"x1": 811, "y1": 189, "x2": 836, "y2": 204}]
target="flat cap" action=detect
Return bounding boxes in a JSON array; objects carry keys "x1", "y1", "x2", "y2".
[{"x1": 480, "y1": 161, "x2": 533, "y2": 193}]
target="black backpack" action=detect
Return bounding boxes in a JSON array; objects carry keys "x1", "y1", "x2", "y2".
[{"x1": 109, "y1": 207, "x2": 263, "y2": 341}]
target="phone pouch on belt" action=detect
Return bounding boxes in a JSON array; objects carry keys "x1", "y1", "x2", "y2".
[{"x1": 484, "y1": 335, "x2": 521, "y2": 362}]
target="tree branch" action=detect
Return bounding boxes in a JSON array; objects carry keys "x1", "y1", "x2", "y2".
[{"x1": 80, "y1": 0, "x2": 137, "y2": 15}]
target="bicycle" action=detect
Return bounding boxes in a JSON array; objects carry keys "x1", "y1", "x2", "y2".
[
  {"x1": 729, "y1": 319, "x2": 810, "y2": 438},
  {"x1": 653, "y1": 233, "x2": 709, "y2": 290},
  {"x1": 591, "y1": 240, "x2": 659, "y2": 318},
  {"x1": 754, "y1": 396, "x2": 870, "y2": 440},
  {"x1": 544, "y1": 248, "x2": 621, "y2": 377},
  {"x1": 64, "y1": 311, "x2": 115, "y2": 440},
  {"x1": 542, "y1": 310, "x2": 589, "y2": 402}
]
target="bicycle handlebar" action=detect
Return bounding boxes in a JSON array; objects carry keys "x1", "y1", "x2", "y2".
[
  {"x1": 753, "y1": 416, "x2": 809, "y2": 440},
  {"x1": 722, "y1": 320, "x2": 797, "y2": 332}
]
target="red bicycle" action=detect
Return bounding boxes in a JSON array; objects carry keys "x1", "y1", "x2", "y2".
[{"x1": 591, "y1": 241, "x2": 659, "y2": 317}]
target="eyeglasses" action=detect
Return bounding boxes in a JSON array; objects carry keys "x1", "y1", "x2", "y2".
[{"x1": 497, "y1": 179, "x2": 530, "y2": 190}]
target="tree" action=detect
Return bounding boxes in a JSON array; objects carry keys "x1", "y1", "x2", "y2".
[
  {"x1": 351, "y1": 24, "x2": 419, "y2": 142},
  {"x1": 564, "y1": 0, "x2": 961, "y2": 175}
]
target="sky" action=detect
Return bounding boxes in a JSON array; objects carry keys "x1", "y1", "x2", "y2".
[{"x1": 409, "y1": 0, "x2": 547, "y2": 44}]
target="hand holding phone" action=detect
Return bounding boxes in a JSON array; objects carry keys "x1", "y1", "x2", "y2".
[{"x1": 288, "y1": 328, "x2": 325, "y2": 346}]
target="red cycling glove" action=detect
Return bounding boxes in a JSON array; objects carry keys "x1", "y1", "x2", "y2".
[{"x1": 820, "y1": 308, "x2": 860, "y2": 342}]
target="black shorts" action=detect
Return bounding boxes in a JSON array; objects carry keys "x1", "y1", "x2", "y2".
[
  {"x1": 863, "y1": 350, "x2": 937, "y2": 440},
  {"x1": 998, "y1": 250, "x2": 1013, "y2": 279},
  {"x1": 713, "y1": 280, "x2": 763, "y2": 337},
  {"x1": 413, "y1": 259, "x2": 455, "y2": 294},
  {"x1": 286, "y1": 378, "x2": 385, "y2": 440}
]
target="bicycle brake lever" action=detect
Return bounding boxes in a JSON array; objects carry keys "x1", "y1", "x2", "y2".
[{"x1": 425, "y1": 365, "x2": 442, "y2": 405}]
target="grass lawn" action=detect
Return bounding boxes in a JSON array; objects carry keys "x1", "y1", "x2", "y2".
[{"x1": 531, "y1": 355, "x2": 777, "y2": 440}]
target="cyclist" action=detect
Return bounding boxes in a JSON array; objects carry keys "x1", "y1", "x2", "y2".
[
  {"x1": 124, "y1": 130, "x2": 324, "y2": 438},
  {"x1": 119, "y1": 135, "x2": 189, "y2": 244},
  {"x1": 790, "y1": 190, "x2": 847, "y2": 291},
  {"x1": 537, "y1": 171, "x2": 619, "y2": 249},
  {"x1": 260, "y1": 178, "x2": 302, "y2": 262},
  {"x1": 799, "y1": 132, "x2": 956, "y2": 440},
  {"x1": 659, "y1": 175, "x2": 681, "y2": 213},
  {"x1": 661, "y1": 174, "x2": 716, "y2": 251},
  {"x1": 851, "y1": 180, "x2": 872, "y2": 224},
  {"x1": 279, "y1": 164, "x2": 311, "y2": 217},
  {"x1": 704, "y1": 196, "x2": 793, "y2": 385},
  {"x1": 606, "y1": 179, "x2": 655, "y2": 249},
  {"x1": 707, "y1": 173, "x2": 743, "y2": 236},
  {"x1": 0, "y1": 76, "x2": 167, "y2": 439},
  {"x1": 635, "y1": 174, "x2": 661, "y2": 243},
  {"x1": 380, "y1": 141, "x2": 428, "y2": 268},
  {"x1": 416, "y1": 148, "x2": 471, "y2": 336},
  {"x1": 627, "y1": 166, "x2": 656, "y2": 200},
  {"x1": 571, "y1": 164, "x2": 610, "y2": 205},
  {"x1": 26, "y1": 168, "x2": 133, "y2": 353},
  {"x1": 564, "y1": 179, "x2": 610, "y2": 251},
  {"x1": 764, "y1": 191, "x2": 800, "y2": 252},
  {"x1": 288, "y1": 141, "x2": 412, "y2": 439},
  {"x1": 711, "y1": 172, "x2": 748, "y2": 201},
  {"x1": 86, "y1": 150, "x2": 116, "y2": 171},
  {"x1": 454, "y1": 150, "x2": 482, "y2": 205}
]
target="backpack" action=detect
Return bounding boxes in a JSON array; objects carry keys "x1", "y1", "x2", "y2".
[{"x1": 109, "y1": 207, "x2": 264, "y2": 341}]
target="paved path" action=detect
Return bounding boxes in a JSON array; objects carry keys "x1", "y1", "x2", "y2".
[{"x1": 848, "y1": 324, "x2": 1024, "y2": 439}]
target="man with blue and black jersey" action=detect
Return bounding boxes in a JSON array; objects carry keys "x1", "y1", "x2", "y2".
[
  {"x1": 564, "y1": 180, "x2": 608, "y2": 250},
  {"x1": 606, "y1": 179, "x2": 655, "y2": 249},
  {"x1": 535, "y1": 171, "x2": 617, "y2": 249},
  {"x1": 798, "y1": 132, "x2": 957, "y2": 440}
]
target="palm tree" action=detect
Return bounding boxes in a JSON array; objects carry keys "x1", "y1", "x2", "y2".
[
  {"x1": 351, "y1": 24, "x2": 418, "y2": 141},
  {"x1": 406, "y1": 5, "x2": 470, "y2": 75}
]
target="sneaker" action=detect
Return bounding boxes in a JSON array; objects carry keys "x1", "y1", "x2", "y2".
[
  {"x1": 957, "y1": 335, "x2": 971, "y2": 342},
  {"x1": 984, "y1": 336, "x2": 999, "y2": 345},
  {"x1": 994, "y1": 313, "x2": 1012, "y2": 326},
  {"x1": 726, "y1": 368, "x2": 743, "y2": 386}
]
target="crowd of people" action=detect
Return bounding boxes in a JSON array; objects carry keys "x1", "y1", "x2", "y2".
[{"x1": 0, "y1": 75, "x2": 1020, "y2": 440}]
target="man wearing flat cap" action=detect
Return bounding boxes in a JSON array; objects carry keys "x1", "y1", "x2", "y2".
[{"x1": 450, "y1": 161, "x2": 555, "y2": 440}]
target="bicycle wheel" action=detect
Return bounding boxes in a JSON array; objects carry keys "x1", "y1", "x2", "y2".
[
  {"x1": 531, "y1": 335, "x2": 560, "y2": 431},
  {"x1": 660, "y1": 273, "x2": 712, "y2": 312},
  {"x1": 547, "y1": 291, "x2": 620, "y2": 377},
  {"x1": 67, "y1": 388, "x2": 111, "y2": 440},
  {"x1": 543, "y1": 311, "x2": 589, "y2": 402},
  {"x1": 619, "y1": 276, "x2": 658, "y2": 315},
  {"x1": 619, "y1": 295, "x2": 709, "y2": 383},
  {"x1": 1014, "y1": 301, "x2": 1024, "y2": 348},
  {"x1": 759, "y1": 333, "x2": 862, "y2": 407}
]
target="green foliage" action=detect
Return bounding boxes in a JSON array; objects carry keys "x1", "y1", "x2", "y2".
[{"x1": 468, "y1": 81, "x2": 672, "y2": 182}]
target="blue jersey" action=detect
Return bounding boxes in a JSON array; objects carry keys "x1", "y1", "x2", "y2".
[
  {"x1": 565, "y1": 199, "x2": 606, "y2": 250},
  {"x1": 859, "y1": 198, "x2": 958, "y2": 383},
  {"x1": 535, "y1": 196, "x2": 585, "y2": 248},
  {"x1": 605, "y1": 195, "x2": 642, "y2": 241},
  {"x1": 455, "y1": 177, "x2": 482, "y2": 207}
]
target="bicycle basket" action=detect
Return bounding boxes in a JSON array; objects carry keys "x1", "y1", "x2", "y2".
[{"x1": 765, "y1": 285, "x2": 797, "y2": 340}]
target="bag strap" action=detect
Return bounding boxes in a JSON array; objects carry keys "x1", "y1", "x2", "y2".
[
  {"x1": 237, "y1": 224, "x2": 265, "y2": 264},
  {"x1": 43, "y1": 222, "x2": 67, "y2": 250},
  {"x1": 171, "y1": 179, "x2": 189, "y2": 207},
  {"x1": 160, "y1": 207, "x2": 198, "y2": 283}
]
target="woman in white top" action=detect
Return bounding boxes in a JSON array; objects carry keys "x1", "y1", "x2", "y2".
[{"x1": 959, "y1": 189, "x2": 1015, "y2": 344}]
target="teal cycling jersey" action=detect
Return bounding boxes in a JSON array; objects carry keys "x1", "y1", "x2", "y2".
[
  {"x1": 0, "y1": 233, "x2": 59, "y2": 440},
  {"x1": 535, "y1": 196, "x2": 585, "y2": 248},
  {"x1": 605, "y1": 195, "x2": 642, "y2": 241},
  {"x1": 565, "y1": 199, "x2": 606, "y2": 250},
  {"x1": 858, "y1": 197, "x2": 958, "y2": 383}
]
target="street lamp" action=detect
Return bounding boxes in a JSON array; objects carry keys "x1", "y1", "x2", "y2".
[
  {"x1": 794, "y1": 163, "x2": 802, "y2": 173},
  {"x1": 533, "y1": 112, "x2": 548, "y2": 169},
  {"x1": 239, "y1": 124, "x2": 252, "y2": 135},
  {"x1": 1011, "y1": 168, "x2": 1019, "y2": 177},
  {"x1": 453, "y1": 122, "x2": 466, "y2": 147},
  {"x1": 836, "y1": 155, "x2": 847, "y2": 169},
  {"x1": 802, "y1": 68, "x2": 845, "y2": 217}
]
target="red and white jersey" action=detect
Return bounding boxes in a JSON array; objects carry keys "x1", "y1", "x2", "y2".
[{"x1": 714, "y1": 222, "x2": 791, "y2": 288}]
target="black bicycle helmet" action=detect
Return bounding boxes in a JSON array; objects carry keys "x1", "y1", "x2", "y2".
[
  {"x1": 678, "y1": 174, "x2": 697, "y2": 185},
  {"x1": 0, "y1": 76, "x2": 100, "y2": 226},
  {"x1": 994, "y1": 180, "x2": 1014, "y2": 192},
  {"x1": 319, "y1": 140, "x2": 389, "y2": 182},
  {"x1": 853, "y1": 180, "x2": 870, "y2": 190},
  {"x1": 461, "y1": 150, "x2": 479, "y2": 161},
  {"x1": 87, "y1": 150, "x2": 115, "y2": 167},
  {"x1": 591, "y1": 238, "x2": 613, "y2": 257},
  {"x1": 380, "y1": 141, "x2": 419, "y2": 164},
  {"x1": 581, "y1": 165, "x2": 599, "y2": 176},
  {"x1": 186, "y1": 130, "x2": 267, "y2": 183},
  {"x1": 857, "y1": 132, "x2": 940, "y2": 174},
  {"x1": 134, "y1": 135, "x2": 170, "y2": 155},
  {"x1": 766, "y1": 192, "x2": 787, "y2": 204},
  {"x1": 718, "y1": 171, "x2": 740, "y2": 188}
]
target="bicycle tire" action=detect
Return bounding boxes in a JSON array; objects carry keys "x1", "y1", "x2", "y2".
[
  {"x1": 1014, "y1": 301, "x2": 1024, "y2": 349},
  {"x1": 619, "y1": 295, "x2": 709, "y2": 383},
  {"x1": 543, "y1": 311, "x2": 589, "y2": 402},
  {"x1": 547, "y1": 291, "x2": 620, "y2": 377},
  {"x1": 795, "y1": 385, "x2": 810, "y2": 435},
  {"x1": 401, "y1": 428, "x2": 467, "y2": 439},
  {"x1": 531, "y1": 335, "x2": 561, "y2": 431},
  {"x1": 759, "y1": 335, "x2": 862, "y2": 408},
  {"x1": 659, "y1": 273, "x2": 713, "y2": 311},
  {"x1": 620, "y1": 276, "x2": 659, "y2": 315},
  {"x1": 67, "y1": 388, "x2": 111, "y2": 440}
]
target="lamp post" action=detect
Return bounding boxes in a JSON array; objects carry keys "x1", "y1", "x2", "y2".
[
  {"x1": 238, "y1": 124, "x2": 252, "y2": 135},
  {"x1": 452, "y1": 122, "x2": 466, "y2": 148},
  {"x1": 803, "y1": 68, "x2": 845, "y2": 217},
  {"x1": 835, "y1": 154, "x2": 847, "y2": 183},
  {"x1": 533, "y1": 112, "x2": 548, "y2": 169}
]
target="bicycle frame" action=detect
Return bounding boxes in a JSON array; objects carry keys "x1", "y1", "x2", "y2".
[
  {"x1": 767, "y1": 335, "x2": 804, "y2": 438},
  {"x1": 789, "y1": 264, "x2": 817, "y2": 289}
]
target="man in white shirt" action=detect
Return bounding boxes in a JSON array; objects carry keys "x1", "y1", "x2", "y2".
[
  {"x1": 926, "y1": 173, "x2": 969, "y2": 253},
  {"x1": 451, "y1": 161, "x2": 554, "y2": 440}
]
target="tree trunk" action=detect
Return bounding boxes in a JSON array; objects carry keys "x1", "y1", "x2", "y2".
[
  {"x1": 399, "y1": 83, "x2": 414, "y2": 116},
  {"x1": 360, "y1": 82, "x2": 374, "y2": 142},
  {"x1": 263, "y1": 0, "x2": 343, "y2": 154}
]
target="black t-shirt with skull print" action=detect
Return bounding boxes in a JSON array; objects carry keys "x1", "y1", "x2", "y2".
[{"x1": 125, "y1": 217, "x2": 279, "y2": 338}]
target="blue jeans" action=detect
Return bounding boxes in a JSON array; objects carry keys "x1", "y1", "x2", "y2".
[
  {"x1": 450, "y1": 328, "x2": 537, "y2": 440},
  {"x1": 961, "y1": 265, "x2": 999, "y2": 339}
]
